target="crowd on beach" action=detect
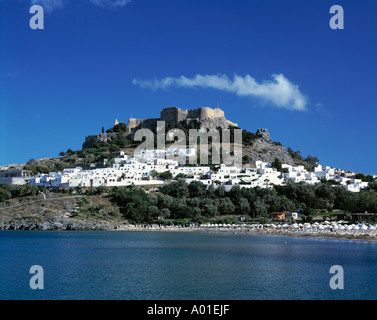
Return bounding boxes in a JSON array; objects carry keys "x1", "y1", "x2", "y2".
[{"x1": 117, "y1": 220, "x2": 377, "y2": 240}]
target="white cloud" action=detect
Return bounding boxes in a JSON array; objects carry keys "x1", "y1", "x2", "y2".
[
  {"x1": 132, "y1": 73, "x2": 308, "y2": 111},
  {"x1": 31, "y1": 0, "x2": 64, "y2": 12},
  {"x1": 314, "y1": 103, "x2": 330, "y2": 115},
  {"x1": 30, "y1": 0, "x2": 131, "y2": 12},
  {"x1": 88, "y1": 0, "x2": 131, "y2": 7}
]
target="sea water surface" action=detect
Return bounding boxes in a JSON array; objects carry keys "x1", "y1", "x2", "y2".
[{"x1": 1, "y1": 230, "x2": 377, "y2": 300}]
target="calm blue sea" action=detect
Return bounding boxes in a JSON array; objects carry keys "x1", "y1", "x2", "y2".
[{"x1": 0, "y1": 231, "x2": 376, "y2": 300}]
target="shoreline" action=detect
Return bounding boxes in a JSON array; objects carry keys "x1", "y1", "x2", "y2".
[
  {"x1": 114, "y1": 224, "x2": 377, "y2": 242},
  {"x1": 2, "y1": 220, "x2": 377, "y2": 242}
]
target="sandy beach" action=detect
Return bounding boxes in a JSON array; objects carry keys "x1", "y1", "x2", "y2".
[
  {"x1": 2, "y1": 217, "x2": 376, "y2": 242},
  {"x1": 114, "y1": 222, "x2": 377, "y2": 242}
]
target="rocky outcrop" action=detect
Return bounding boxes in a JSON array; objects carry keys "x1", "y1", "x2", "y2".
[
  {"x1": 244, "y1": 128, "x2": 294, "y2": 165},
  {"x1": 0, "y1": 163, "x2": 25, "y2": 172},
  {"x1": 255, "y1": 128, "x2": 271, "y2": 143},
  {"x1": 199, "y1": 117, "x2": 238, "y2": 130},
  {"x1": 83, "y1": 132, "x2": 118, "y2": 149},
  {"x1": 0, "y1": 216, "x2": 119, "y2": 231}
]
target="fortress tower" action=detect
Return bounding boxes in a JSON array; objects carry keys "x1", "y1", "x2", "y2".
[{"x1": 126, "y1": 106, "x2": 237, "y2": 133}]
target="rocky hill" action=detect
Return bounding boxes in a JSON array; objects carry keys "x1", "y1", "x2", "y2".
[
  {"x1": 4, "y1": 107, "x2": 309, "y2": 172},
  {"x1": 243, "y1": 129, "x2": 294, "y2": 166},
  {"x1": 82, "y1": 106, "x2": 297, "y2": 167}
]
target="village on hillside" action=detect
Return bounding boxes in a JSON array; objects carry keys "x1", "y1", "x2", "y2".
[
  {"x1": 1, "y1": 107, "x2": 376, "y2": 194},
  {"x1": 0, "y1": 147, "x2": 375, "y2": 193}
]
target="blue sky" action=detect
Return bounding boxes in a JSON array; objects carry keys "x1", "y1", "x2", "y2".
[{"x1": 0, "y1": 0, "x2": 376, "y2": 174}]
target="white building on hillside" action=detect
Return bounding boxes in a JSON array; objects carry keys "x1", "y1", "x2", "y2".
[{"x1": 24, "y1": 149, "x2": 374, "y2": 192}]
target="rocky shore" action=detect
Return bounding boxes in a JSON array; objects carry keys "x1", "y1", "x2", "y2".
[{"x1": 0, "y1": 217, "x2": 118, "y2": 231}]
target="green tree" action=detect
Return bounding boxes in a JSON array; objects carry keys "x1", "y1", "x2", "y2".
[
  {"x1": 113, "y1": 122, "x2": 128, "y2": 133},
  {"x1": 355, "y1": 173, "x2": 375, "y2": 183},
  {"x1": 369, "y1": 181, "x2": 377, "y2": 192},
  {"x1": 271, "y1": 157, "x2": 283, "y2": 172},
  {"x1": 200, "y1": 198, "x2": 219, "y2": 217},
  {"x1": 334, "y1": 188, "x2": 358, "y2": 213},
  {"x1": 242, "y1": 129, "x2": 258, "y2": 146},
  {"x1": 115, "y1": 135, "x2": 129, "y2": 148},
  {"x1": 111, "y1": 187, "x2": 151, "y2": 223},
  {"x1": 160, "y1": 208, "x2": 171, "y2": 219},
  {"x1": 214, "y1": 185, "x2": 226, "y2": 198},
  {"x1": 69, "y1": 154, "x2": 78, "y2": 165},
  {"x1": 148, "y1": 206, "x2": 160, "y2": 219},
  {"x1": 206, "y1": 184, "x2": 216, "y2": 199},
  {"x1": 252, "y1": 198, "x2": 268, "y2": 219},
  {"x1": 158, "y1": 171, "x2": 173, "y2": 181},
  {"x1": 237, "y1": 197, "x2": 250, "y2": 215},
  {"x1": 188, "y1": 181, "x2": 207, "y2": 198},
  {"x1": 358, "y1": 191, "x2": 377, "y2": 213},
  {"x1": 242, "y1": 155, "x2": 252, "y2": 165},
  {"x1": 219, "y1": 197, "x2": 236, "y2": 215},
  {"x1": 160, "y1": 179, "x2": 189, "y2": 198},
  {"x1": 157, "y1": 194, "x2": 174, "y2": 209},
  {"x1": 85, "y1": 154, "x2": 96, "y2": 164},
  {"x1": 149, "y1": 195, "x2": 158, "y2": 206},
  {"x1": 305, "y1": 155, "x2": 319, "y2": 167},
  {"x1": 0, "y1": 187, "x2": 12, "y2": 202},
  {"x1": 150, "y1": 170, "x2": 158, "y2": 178}
]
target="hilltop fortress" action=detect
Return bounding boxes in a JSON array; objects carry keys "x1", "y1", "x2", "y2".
[
  {"x1": 83, "y1": 107, "x2": 238, "y2": 148},
  {"x1": 82, "y1": 106, "x2": 296, "y2": 167},
  {"x1": 126, "y1": 106, "x2": 238, "y2": 132}
]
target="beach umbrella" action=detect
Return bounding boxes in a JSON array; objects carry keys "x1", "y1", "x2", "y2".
[
  {"x1": 360, "y1": 224, "x2": 368, "y2": 230},
  {"x1": 368, "y1": 225, "x2": 376, "y2": 230},
  {"x1": 353, "y1": 225, "x2": 360, "y2": 230}
]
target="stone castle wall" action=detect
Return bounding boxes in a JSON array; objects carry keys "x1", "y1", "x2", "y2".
[
  {"x1": 158, "y1": 107, "x2": 228, "y2": 127},
  {"x1": 84, "y1": 106, "x2": 237, "y2": 148},
  {"x1": 127, "y1": 107, "x2": 236, "y2": 131},
  {"x1": 127, "y1": 118, "x2": 144, "y2": 132},
  {"x1": 199, "y1": 107, "x2": 225, "y2": 121}
]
